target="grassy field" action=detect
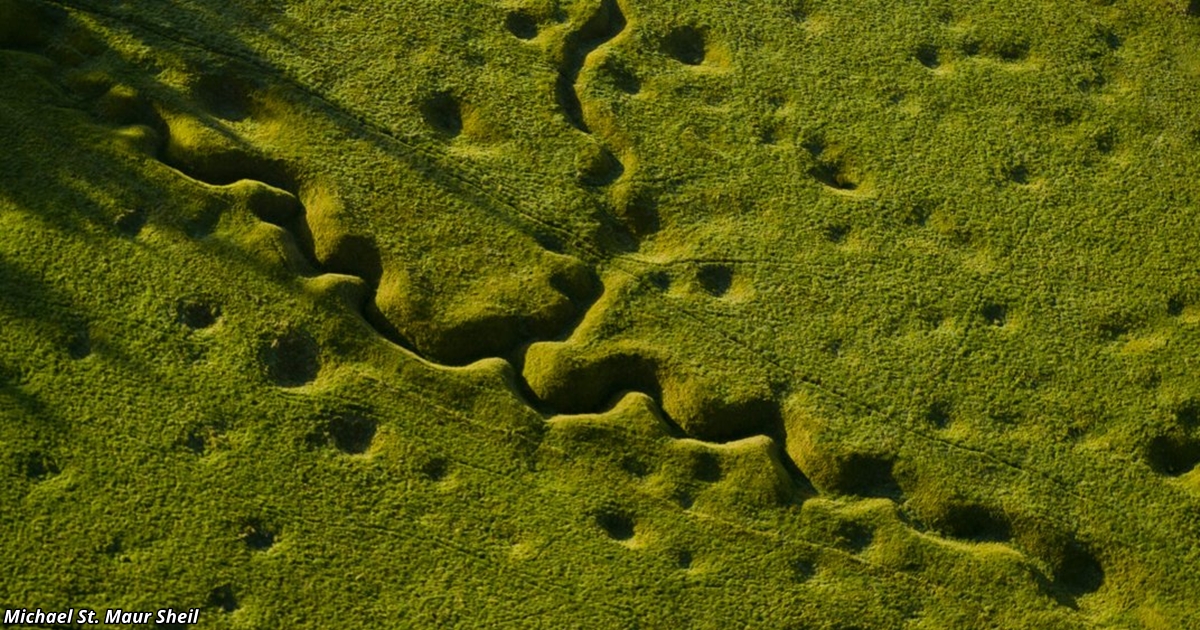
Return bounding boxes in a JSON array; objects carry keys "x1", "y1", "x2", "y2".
[{"x1": 3, "y1": 0, "x2": 1200, "y2": 626}]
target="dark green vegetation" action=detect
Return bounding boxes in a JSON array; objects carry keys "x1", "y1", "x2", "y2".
[{"x1": 3, "y1": 0, "x2": 1200, "y2": 626}]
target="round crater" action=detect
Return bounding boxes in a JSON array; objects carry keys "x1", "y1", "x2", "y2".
[
  {"x1": 835, "y1": 521, "x2": 873, "y2": 553},
  {"x1": 995, "y1": 40, "x2": 1030, "y2": 62},
  {"x1": 115, "y1": 208, "x2": 147, "y2": 237},
  {"x1": 824, "y1": 224, "x2": 850, "y2": 244},
  {"x1": 421, "y1": 457, "x2": 449, "y2": 482},
  {"x1": 832, "y1": 454, "x2": 903, "y2": 499},
  {"x1": 206, "y1": 585, "x2": 238, "y2": 613},
  {"x1": 1146, "y1": 434, "x2": 1200, "y2": 476},
  {"x1": 420, "y1": 91, "x2": 463, "y2": 137},
  {"x1": 938, "y1": 503, "x2": 1013, "y2": 543},
  {"x1": 619, "y1": 456, "x2": 650, "y2": 478},
  {"x1": 691, "y1": 450, "x2": 723, "y2": 483},
  {"x1": 662, "y1": 25, "x2": 706, "y2": 65},
  {"x1": 925, "y1": 400, "x2": 952, "y2": 429},
  {"x1": 1002, "y1": 163, "x2": 1030, "y2": 185},
  {"x1": 194, "y1": 69, "x2": 256, "y2": 122},
  {"x1": 1175, "y1": 401, "x2": 1200, "y2": 429},
  {"x1": 260, "y1": 327, "x2": 320, "y2": 387},
  {"x1": 697, "y1": 265, "x2": 733, "y2": 298},
  {"x1": 22, "y1": 451, "x2": 60, "y2": 481},
  {"x1": 614, "y1": 186, "x2": 660, "y2": 238},
  {"x1": 505, "y1": 11, "x2": 538, "y2": 39},
  {"x1": 240, "y1": 518, "x2": 276, "y2": 551},
  {"x1": 177, "y1": 299, "x2": 220, "y2": 329},
  {"x1": 182, "y1": 420, "x2": 226, "y2": 456},
  {"x1": 810, "y1": 160, "x2": 859, "y2": 191},
  {"x1": 981, "y1": 302, "x2": 1007, "y2": 327},
  {"x1": 601, "y1": 57, "x2": 641, "y2": 94},
  {"x1": 791, "y1": 557, "x2": 816, "y2": 582},
  {"x1": 1053, "y1": 540, "x2": 1104, "y2": 598},
  {"x1": 66, "y1": 328, "x2": 91, "y2": 360},
  {"x1": 575, "y1": 144, "x2": 624, "y2": 187},
  {"x1": 916, "y1": 44, "x2": 940, "y2": 69},
  {"x1": 326, "y1": 410, "x2": 377, "y2": 455},
  {"x1": 594, "y1": 507, "x2": 635, "y2": 541}
]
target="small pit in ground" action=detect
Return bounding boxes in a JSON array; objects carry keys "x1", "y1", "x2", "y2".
[
  {"x1": 926, "y1": 400, "x2": 952, "y2": 429},
  {"x1": 996, "y1": 41, "x2": 1030, "y2": 62},
  {"x1": 1056, "y1": 540, "x2": 1104, "y2": 597},
  {"x1": 836, "y1": 521, "x2": 873, "y2": 553},
  {"x1": 184, "y1": 204, "x2": 222, "y2": 239},
  {"x1": 1146, "y1": 434, "x2": 1200, "y2": 476},
  {"x1": 1042, "y1": 538, "x2": 1104, "y2": 605},
  {"x1": 691, "y1": 450, "x2": 722, "y2": 482},
  {"x1": 834, "y1": 454, "x2": 902, "y2": 499},
  {"x1": 646, "y1": 271, "x2": 671, "y2": 291},
  {"x1": 177, "y1": 299, "x2": 219, "y2": 329},
  {"x1": 824, "y1": 224, "x2": 850, "y2": 243},
  {"x1": 791, "y1": 558, "x2": 816, "y2": 582},
  {"x1": 594, "y1": 508, "x2": 635, "y2": 541},
  {"x1": 602, "y1": 57, "x2": 641, "y2": 94},
  {"x1": 1051, "y1": 108, "x2": 1078, "y2": 126},
  {"x1": 916, "y1": 45, "x2": 940, "y2": 69},
  {"x1": 939, "y1": 503, "x2": 1012, "y2": 542},
  {"x1": 183, "y1": 422, "x2": 227, "y2": 456},
  {"x1": 420, "y1": 92, "x2": 463, "y2": 137},
  {"x1": 421, "y1": 457, "x2": 449, "y2": 482},
  {"x1": 614, "y1": 186, "x2": 660, "y2": 237},
  {"x1": 981, "y1": 302, "x2": 1007, "y2": 326},
  {"x1": 241, "y1": 519, "x2": 276, "y2": 551},
  {"x1": 809, "y1": 161, "x2": 858, "y2": 191},
  {"x1": 1175, "y1": 401, "x2": 1200, "y2": 429},
  {"x1": 505, "y1": 11, "x2": 538, "y2": 39},
  {"x1": 697, "y1": 265, "x2": 733, "y2": 298},
  {"x1": 194, "y1": 70, "x2": 255, "y2": 121},
  {"x1": 576, "y1": 145, "x2": 624, "y2": 187},
  {"x1": 1168, "y1": 296, "x2": 1186, "y2": 317},
  {"x1": 620, "y1": 456, "x2": 650, "y2": 477},
  {"x1": 1003, "y1": 163, "x2": 1030, "y2": 185},
  {"x1": 325, "y1": 410, "x2": 377, "y2": 455},
  {"x1": 1096, "y1": 27, "x2": 1121, "y2": 50},
  {"x1": 185, "y1": 429, "x2": 207, "y2": 455},
  {"x1": 786, "y1": 0, "x2": 807, "y2": 20},
  {"x1": 115, "y1": 208, "x2": 147, "y2": 237},
  {"x1": 260, "y1": 328, "x2": 320, "y2": 387},
  {"x1": 67, "y1": 328, "x2": 91, "y2": 360},
  {"x1": 22, "y1": 451, "x2": 59, "y2": 481},
  {"x1": 1096, "y1": 314, "x2": 1132, "y2": 341},
  {"x1": 206, "y1": 585, "x2": 238, "y2": 613},
  {"x1": 663, "y1": 26, "x2": 706, "y2": 65}
]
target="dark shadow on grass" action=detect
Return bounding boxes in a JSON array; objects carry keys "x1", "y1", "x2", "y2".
[{"x1": 38, "y1": 0, "x2": 610, "y2": 263}]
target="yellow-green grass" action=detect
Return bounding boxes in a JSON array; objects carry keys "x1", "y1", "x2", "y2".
[{"x1": 3, "y1": 0, "x2": 1200, "y2": 626}]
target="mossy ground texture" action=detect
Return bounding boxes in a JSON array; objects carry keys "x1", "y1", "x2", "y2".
[{"x1": 3, "y1": 0, "x2": 1200, "y2": 627}]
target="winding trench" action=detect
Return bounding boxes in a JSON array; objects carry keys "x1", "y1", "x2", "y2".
[
  {"x1": 155, "y1": 134, "x2": 808, "y2": 482},
  {"x1": 556, "y1": 0, "x2": 626, "y2": 134},
  {"x1": 4, "y1": 2, "x2": 1121, "y2": 606}
]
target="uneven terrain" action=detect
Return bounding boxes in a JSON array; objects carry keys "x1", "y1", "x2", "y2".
[{"x1": 3, "y1": 0, "x2": 1200, "y2": 627}]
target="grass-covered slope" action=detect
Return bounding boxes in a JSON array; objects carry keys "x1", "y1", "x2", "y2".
[{"x1": 3, "y1": 0, "x2": 1200, "y2": 626}]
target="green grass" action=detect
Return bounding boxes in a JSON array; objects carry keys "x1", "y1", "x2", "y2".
[{"x1": 4, "y1": 0, "x2": 1200, "y2": 626}]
